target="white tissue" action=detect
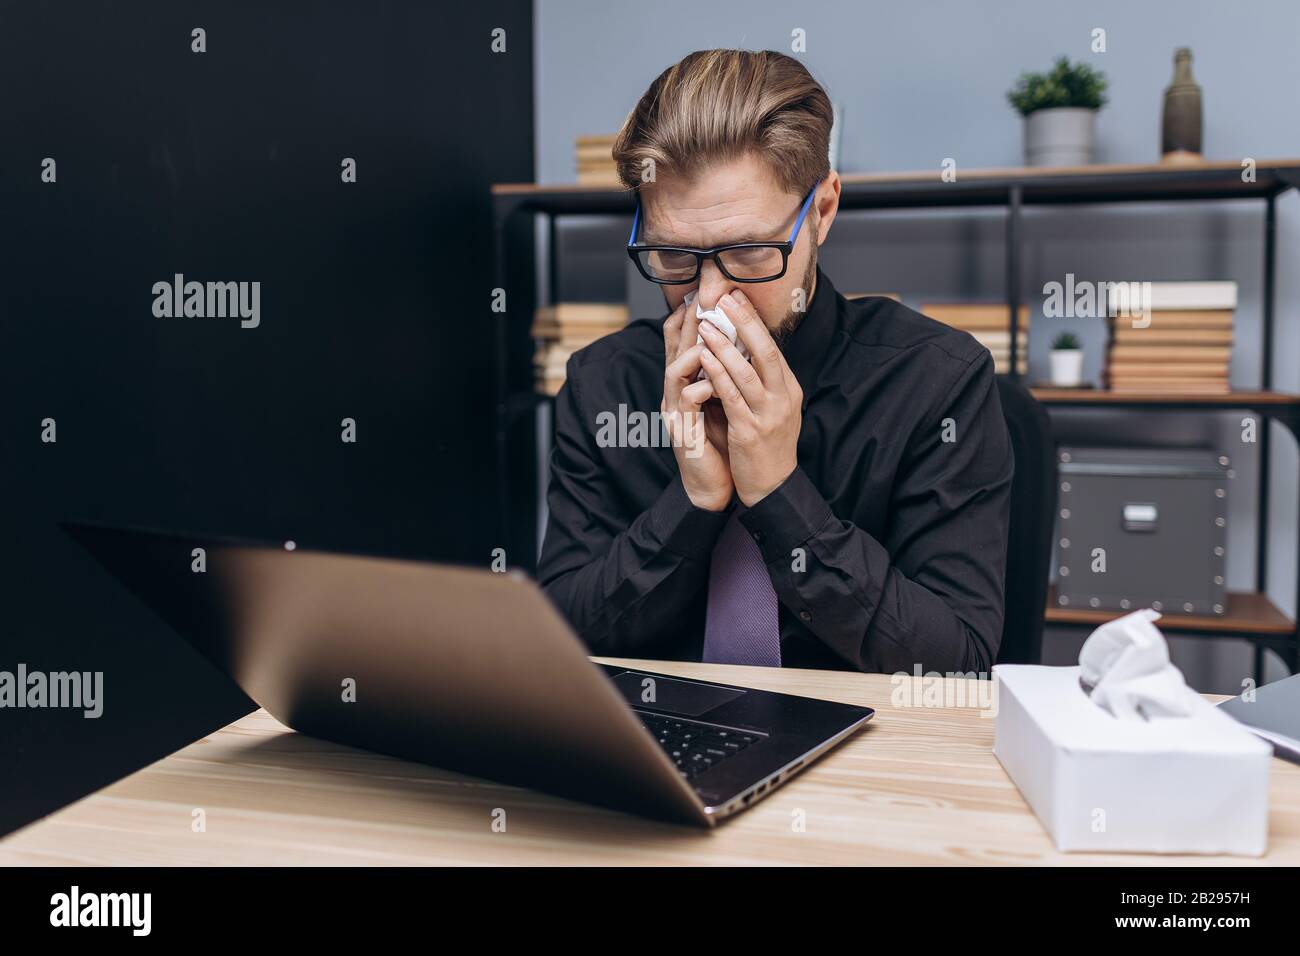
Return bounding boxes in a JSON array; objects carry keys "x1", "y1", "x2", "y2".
[
  {"x1": 685, "y1": 291, "x2": 749, "y2": 383},
  {"x1": 1077, "y1": 608, "x2": 1201, "y2": 721}
]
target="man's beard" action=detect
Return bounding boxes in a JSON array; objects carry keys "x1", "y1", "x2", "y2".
[{"x1": 771, "y1": 247, "x2": 818, "y2": 349}]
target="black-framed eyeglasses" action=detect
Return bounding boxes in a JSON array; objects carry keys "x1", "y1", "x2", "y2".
[{"x1": 626, "y1": 179, "x2": 821, "y2": 285}]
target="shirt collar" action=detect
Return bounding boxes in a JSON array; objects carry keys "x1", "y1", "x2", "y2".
[{"x1": 781, "y1": 266, "x2": 840, "y2": 410}]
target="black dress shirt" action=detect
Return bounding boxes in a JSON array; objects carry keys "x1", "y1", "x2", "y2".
[{"x1": 537, "y1": 268, "x2": 1013, "y2": 674}]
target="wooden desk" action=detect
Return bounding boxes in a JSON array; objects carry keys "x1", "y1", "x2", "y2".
[{"x1": 3, "y1": 658, "x2": 1298, "y2": 865}]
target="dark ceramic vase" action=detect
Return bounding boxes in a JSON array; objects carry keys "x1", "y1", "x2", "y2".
[{"x1": 1161, "y1": 48, "x2": 1203, "y2": 162}]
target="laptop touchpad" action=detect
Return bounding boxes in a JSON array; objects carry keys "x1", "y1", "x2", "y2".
[{"x1": 610, "y1": 671, "x2": 744, "y2": 717}]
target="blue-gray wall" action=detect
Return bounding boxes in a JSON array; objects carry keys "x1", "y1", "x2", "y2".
[{"x1": 534, "y1": 0, "x2": 1300, "y2": 692}]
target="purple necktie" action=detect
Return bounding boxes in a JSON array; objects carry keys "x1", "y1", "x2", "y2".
[{"x1": 703, "y1": 508, "x2": 781, "y2": 666}]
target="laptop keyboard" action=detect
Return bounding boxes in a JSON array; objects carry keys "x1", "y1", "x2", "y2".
[{"x1": 636, "y1": 711, "x2": 761, "y2": 779}]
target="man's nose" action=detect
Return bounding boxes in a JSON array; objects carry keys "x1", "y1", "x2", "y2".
[{"x1": 694, "y1": 260, "x2": 731, "y2": 311}]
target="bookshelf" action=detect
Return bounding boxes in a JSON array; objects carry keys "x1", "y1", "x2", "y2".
[
  {"x1": 491, "y1": 159, "x2": 1300, "y2": 676},
  {"x1": 1029, "y1": 389, "x2": 1300, "y2": 431},
  {"x1": 1045, "y1": 586, "x2": 1293, "y2": 637}
]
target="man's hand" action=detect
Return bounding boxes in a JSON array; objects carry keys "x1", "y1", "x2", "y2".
[
  {"x1": 697, "y1": 289, "x2": 803, "y2": 506},
  {"x1": 662, "y1": 297, "x2": 733, "y2": 512}
]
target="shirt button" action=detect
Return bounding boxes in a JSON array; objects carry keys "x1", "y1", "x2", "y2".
[
  {"x1": 751, "y1": 531, "x2": 764, "y2": 544},
  {"x1": 799, "y1": 610, "x2": 812, "y2": 622}
]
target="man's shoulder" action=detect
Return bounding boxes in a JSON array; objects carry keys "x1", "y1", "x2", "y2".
[
  {"x1": 828, "y1": 294, "x2": 1000, "y2": 426},
  {"x1": 561, "y1": 316, "x2": 665, "y2": 403},
  {"x1": 839, "y1": 295, "x2": 992, "y2": 370},
  {"x1": 569, "y1": 316, "x2": 665, "y2": 365}
]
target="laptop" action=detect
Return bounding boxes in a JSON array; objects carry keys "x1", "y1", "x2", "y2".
[
  {"x1": 1219, "y1": 673, "x2": 1300, "y2": 764},
  {"x1": 64, "y1": 521, "x2": 874, "y2": 826}
]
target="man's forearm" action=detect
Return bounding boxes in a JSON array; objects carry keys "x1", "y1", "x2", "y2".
[
  {"x1": 539, "y1": 477, "x2": 730, "y2": 655},
  {"x1": 738, "y1": 466, "x2": 1006, "y2": 674}
]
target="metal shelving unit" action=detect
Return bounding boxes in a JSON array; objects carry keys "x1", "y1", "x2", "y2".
[{"x1": 491, "y1": 159, "x2": 1300, "y2": 673}]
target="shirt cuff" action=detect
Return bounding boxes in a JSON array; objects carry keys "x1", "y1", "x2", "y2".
[
  {"x1": 649, "y1": 476, "x2": 734, "y2": 561},
  {"x1": 739, "y1": 465, "x2": 834, "y2": 564}
]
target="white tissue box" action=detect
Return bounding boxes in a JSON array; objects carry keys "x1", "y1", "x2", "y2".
[{"x1": 993, "y1": 664, "x2": 1271, "y2": 855}]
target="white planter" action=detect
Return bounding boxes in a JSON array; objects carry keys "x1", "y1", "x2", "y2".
[
  {"x1": 1023, "y1": 107, "x2": 1097, "y2": 167},
  {"x1": 1049, "y1": 349, "x2": 1084, "y2": 387}
]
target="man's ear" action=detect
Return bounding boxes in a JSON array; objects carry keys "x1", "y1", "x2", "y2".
[{"x1": 813, "y1": 171, "x2": 841, "y2": 245}]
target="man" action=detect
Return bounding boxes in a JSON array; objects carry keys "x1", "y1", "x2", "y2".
[{"x1": 538, "y1": 49, "x2": 1013, "y2": 674}]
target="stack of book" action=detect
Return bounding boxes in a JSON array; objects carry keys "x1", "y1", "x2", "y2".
[
  {"x1": 575, "y1": 134, "x2": 620, "y2": 186},
  {"x1": 1105, "y1": 282, "x2": 1236, "y2": 393},
  {"x1": 920, "y1": 303, "x2": 1030, "y2": 375},
  {"x1": 531, "y1": 303, "x2": 629, "y2": 395}
]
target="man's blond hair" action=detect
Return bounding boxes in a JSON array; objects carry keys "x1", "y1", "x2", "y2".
[{"x1": 612, "y1": 49, "x2": 832, "y2": 196}]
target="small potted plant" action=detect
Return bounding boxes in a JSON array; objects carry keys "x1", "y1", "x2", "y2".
[
  {"x1": 1007, "y1": 57, "x2": 1108, "y2": 167},
  {"x1": 1049, "y1": 331, "x2": 1084, "y2": 387}
]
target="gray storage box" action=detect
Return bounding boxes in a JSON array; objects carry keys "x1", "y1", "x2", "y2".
[{"x1": 1055, "y1": 446, "x2": 1229, "y2": 615}]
